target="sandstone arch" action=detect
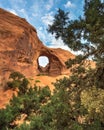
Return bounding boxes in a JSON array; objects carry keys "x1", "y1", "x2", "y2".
[
  {"x1": 0, "y1": 8, "x2": 75, "y2": 79},
  {"x1": 38, "y1": 56, "x2": 49, "y2": 75},
  {"x1": 37, "y1": 51, "x2": 62, "y2": 76}
]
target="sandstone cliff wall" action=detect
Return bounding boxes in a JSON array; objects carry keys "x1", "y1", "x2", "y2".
[{"x1": 0, "y1": 8, "x2": 75, "y2": 82}]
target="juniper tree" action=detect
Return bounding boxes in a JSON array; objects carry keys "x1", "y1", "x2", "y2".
[
  {"x1": 48, "y1": 0, "x2": 104, "y2": 89},
  {"x1": 48, "y1": 0, "x2": 104, "y2": 129}
]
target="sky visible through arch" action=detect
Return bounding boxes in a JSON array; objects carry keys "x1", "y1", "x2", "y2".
[
  {"x1": 0, "y1": 0, "x2": 85, "y2": 66},
  {"x1": 38, "y1": 56, "x2": 49, "y2": 67}
]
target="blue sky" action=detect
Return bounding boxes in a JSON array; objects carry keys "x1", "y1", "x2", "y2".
[{"x1": 0, "y1": 0, "x2": 84, "y2": 51}]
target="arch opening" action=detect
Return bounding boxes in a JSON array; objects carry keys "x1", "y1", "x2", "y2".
[
  {"x1": 38, "y1": 56, "x2": 49, "y2": 67},
  {"x1": 38, "y1": 55, "x2": 62, "y2": 76},
  {"x1": 38, "y1": 56, "x2": 50, "y2": 75}
]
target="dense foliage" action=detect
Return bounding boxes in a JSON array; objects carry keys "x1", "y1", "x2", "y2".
[
  {"x1": 48, "y1": 0, "x2": 104, "y2": 91},
  {"x1": 48, "y1": 0, "x2": 104, "y2": 129},
  {"x1": 1, "y1": 73, "x2": 104, "y2": 130},
  {"x1": 0, "y1": 0, "x2": 104, "y2": 130}
]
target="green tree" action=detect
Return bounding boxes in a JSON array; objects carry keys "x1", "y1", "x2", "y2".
[
  {"x1": 48, "y1": 8, "x2": 69, "y2": 39},
  {"x1": 0, "y1": 1, "x2": 104, "y2": 130},
  {"x1": 7, "y1": 71, "x2": 25, "y2": 90},
  {"x1": 9, "y1": 71, "x2": 25, "y2": 81},
  {"x1": 48, "y1": 0, "x2": 104, "y2": 129},
  {"x1": 48, "y1": 0, "x2": 104, "y2": 53},
  {"x1": 0, "y1": 77, "x2": 51, "y2": 130},
  {"x1": 7, "y1": 71, "x2": 29, "y2": 94}
]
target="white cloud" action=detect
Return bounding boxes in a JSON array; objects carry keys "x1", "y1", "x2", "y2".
[
  {"x1": 7, "y1": 9, "x2": 18, "y2": 15},
  {"x1": 45, "y1": 0, "x2": 54, "y2": 11},
  {"x1": 49, "y1": 35, "x2": 71, "y2": 51},
  {"x1": 38, "y1": 27, "x2": 43, "y2": 31},
  {"x1": 41, "y1": 12, "x2": 54, "y2": 26},
  {"x1": 38, "y1": 30, "x2": 81, "y2": 55},
  {"x1": 31, "y1": 0, "x2": 47, "y2": 18},
  {"x1": 46, "y1": 4, "x2": 52, "y2": 11},
  {"x1": 64, "y1": 1, "x2": 75, "y2": 8},
  {"x1": 49, "y1": 36, "x2": 82, "y2": 55},
  {"x1": 37, "y1": 27, "x2": 50, "y2": 46},
  {"x1": 37, "y1": 27, "x2": 71, "y2": 51}
]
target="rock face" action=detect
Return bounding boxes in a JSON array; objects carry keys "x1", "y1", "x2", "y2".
[{"x1": 0, "y1": 8, "x2": 75, "y2": 81}]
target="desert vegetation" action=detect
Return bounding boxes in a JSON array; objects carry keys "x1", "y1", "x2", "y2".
[{"x1": 0, "y1": 0, "x2": 104, "y2": 130}]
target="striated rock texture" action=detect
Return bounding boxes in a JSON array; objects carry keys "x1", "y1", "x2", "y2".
[{"x1": 0, "y1": 8, "x2": 75, "y2": 81}]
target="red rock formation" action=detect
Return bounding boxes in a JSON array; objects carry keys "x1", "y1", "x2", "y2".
[{"x1": 0, "y1": 8, "x2": 75, "y2": 82}]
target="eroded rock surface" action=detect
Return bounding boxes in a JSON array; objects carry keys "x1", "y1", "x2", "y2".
[{"x1": 0, "y1": 8, "x2": 75, "y2": 82}]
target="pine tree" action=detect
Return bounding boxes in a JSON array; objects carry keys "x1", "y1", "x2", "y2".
[
  {"x1": 48, "y1": 0, "x2": 104, "y2": 129},
  {"x1": 48, "y1": 0, "x2": 104, "y2": 89},
  {"x1": 0, "y1": 1, "x2": 104, "y2": 130},
  {"x1": 48, "y1": 8, "x2": 69, "y2": 39}
]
